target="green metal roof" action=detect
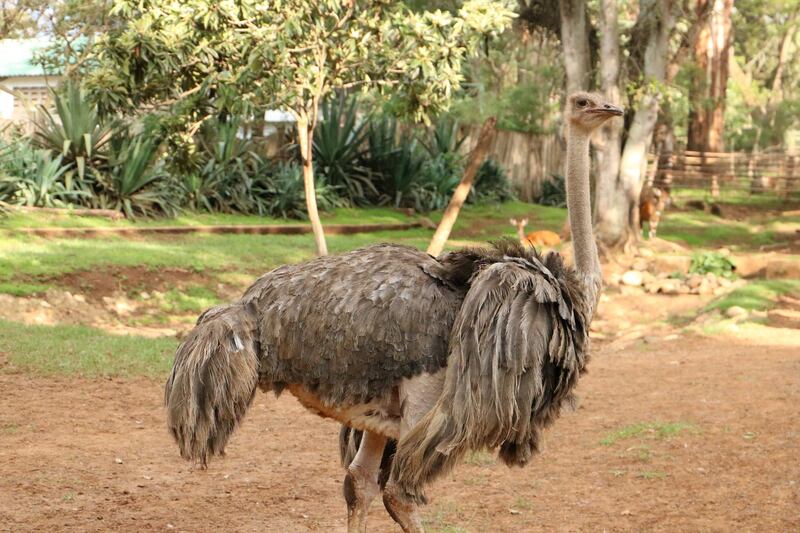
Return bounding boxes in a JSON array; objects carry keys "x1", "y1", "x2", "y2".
[{"x1": 0, "y1": 38, "x2": 53, "y2": 77}]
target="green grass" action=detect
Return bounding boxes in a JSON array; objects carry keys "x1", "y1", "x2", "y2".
[
  {"x1": 0, "y1": 320, "x2": 177, "y2": 378},
  {"x1": 657, "y1": 211, "x2": 777, "y2": 248},
  {"x1": 0, "y1": 201, "x2": 559, "y2": 291},
  {"x1": 0, "y1": 206, "x2": 414, "y2": 229},
  {"x1": 600, "y1": 422, "x2": 695, "y2": 446},
  {"x1": 160, "y1": 286, "x2": 221, "y2": 314},
  {"x1": 704, "y1": 280, "x2": 800, "y2": 313},
  {"x1": 0, "y1": 281, "x2": 51, "y2": 296}
]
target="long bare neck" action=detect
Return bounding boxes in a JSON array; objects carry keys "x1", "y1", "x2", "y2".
[{"x1": 565, "y1": 125, "x2": 601, "y2": 312}]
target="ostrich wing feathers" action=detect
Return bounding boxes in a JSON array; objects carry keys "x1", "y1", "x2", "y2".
[
  {"x1": 241, "y1": 244, "x2": 466, "y2": 405},
  {"x1": 391, "y1": 245, "x2": 591, "y2": 501}
]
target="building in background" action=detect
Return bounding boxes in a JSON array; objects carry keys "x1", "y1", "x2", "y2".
[{"x1": 0, "y1": 39, "x2": 61, "y2": 128}]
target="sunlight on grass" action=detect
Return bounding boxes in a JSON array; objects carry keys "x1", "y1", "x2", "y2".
[
  {"x1": 0, "y1": 320, "x2": 177, "y2": 378},
  {"x1": 600, "y1": 422, "x2": 696, "y2": 446},
  {"x1": 160, "y1": 286, "x2": 221, "y2": 314},
  {"x1": 0, "y1": 281, "x2": 50, "y2": 296},
  {"x1": 704, "y1": 280, "x2": 800, "y2": 313}
]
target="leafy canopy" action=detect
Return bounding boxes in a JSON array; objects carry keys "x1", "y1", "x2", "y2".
[{"x1": 86, "y1": 0, "x2": 515, "y2": 130}]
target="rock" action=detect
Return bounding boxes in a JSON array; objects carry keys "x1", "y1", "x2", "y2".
[
  {"x1": 697, "y1": 281, "x2": 714, "y2": 295},
  {"x1": 621, "y1": 270, "x2": 644, "y2": 287},
  {"x1": 767, "y1": 309, "x2": 800, "y2": 329},
  {"x1": 704, "y1": 272, "x2": 717, "y2": 282},
  {"x1": 113, "y1": 300, "x2": 136, "y2": 316},
  {"x1": 73, "y1": 294, "x2": 86, "y2": 303},
  {"x1": 660, "y1": 281, "x2": 681, "y2": 295},
  {"x1": 678, "y1": 285, "x2": 691, "y2": 294},
  {"x1": 686, "y1": 274, "x2": 703, "y2": 289},
  {"x1": 139, "y1": 292, "x2": 151, "y2": 300},
  {"x1": 725, "y1": 306, "x2": 748, "y2": 319},
  {"x1": 766, "y1": 259, "x2": 800, "y2": 280},
  {"x1": 632, "y1": 258, "x2": 650, "y2": 272},
  {"x1": 651, "y1": 255, "x2": 691, "y2": 275},
  {"x1": 718, "y1": 248, "x2": 731, "y2": 256},
  {"x1": 733, "y1": 254, "x2": 770, "y2": 278},
  {"x1": 718, "y1": 277, "x2": 732, "y2": 287},
  {"x1": 713, "y1": 286, "x2": 727, "y2": 296},
  {"x1": 637, "y1": 247, "x2": 655, "y2": 258}
]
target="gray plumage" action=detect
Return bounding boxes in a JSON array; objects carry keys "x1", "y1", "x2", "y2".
[{"x1": 165, "y1": 240, "x2": 589, "y2": 494}]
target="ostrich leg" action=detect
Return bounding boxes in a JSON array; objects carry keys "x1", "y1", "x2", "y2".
[
  {"x1": 344, "y1": 430, "x2": 387, "y2": 533},
  {"x1": 383, "y1": 370, "x2": 446, "y2": 533}
]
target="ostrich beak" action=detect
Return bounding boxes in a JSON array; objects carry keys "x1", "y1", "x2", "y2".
[{"x1": 593, "y1": 104, "x2": 624, "y2": 117}]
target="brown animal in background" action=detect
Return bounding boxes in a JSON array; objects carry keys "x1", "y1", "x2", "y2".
[
  {"x1": 639, "y1": 187, "x2": 670, "y2": 238},
  {"x1": 510, "y1": 217, "x2": 562, "y2": 248},
  {"x1": 164, "y1": 92, "x2": 622, "y2": 533}
]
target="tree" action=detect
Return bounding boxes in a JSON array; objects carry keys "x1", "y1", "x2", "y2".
[{"x1": 86, "y1": 0, "x2": 514, "y2": 255}]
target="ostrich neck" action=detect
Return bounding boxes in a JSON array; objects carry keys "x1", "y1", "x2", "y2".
[{"x1": 565, "y1": 126, "x2": 601, "y2": 312}]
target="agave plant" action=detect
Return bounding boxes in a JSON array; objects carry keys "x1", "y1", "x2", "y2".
[
  {"x1": 0, "y1": 150, "x2": 87, "y2": 208},
  {"x1": 253, "y1": 162, "x2": 344, "y2": 219},
  {"x1": 313, "y1": 95, "x2": 375, "y2": 205},
  {"x1": 93, "y1": 136, "x2": 179, "y2": 218},
  {"x1": 32, "y1": 82, "x2": 117, "y2": 181},
  {"x1": 420, "y1": 116, "x2": 467, "y2": 159}
]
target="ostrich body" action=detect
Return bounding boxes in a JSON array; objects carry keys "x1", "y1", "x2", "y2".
[
  {"x1": 510, "y1": 217, "x2": 562, "y2": 248},
  {"x1": 165, "y1": 93, "x2": 622, "y2": 532}
]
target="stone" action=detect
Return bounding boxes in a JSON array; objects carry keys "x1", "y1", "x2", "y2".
[
  {"x1": 140, "y1": 292, "x2": 151, "y2": 300},
  {"x1": 632, "y1": 258, "x2": 649, "y2": 272},
  {"x1": 660, "y1": 281, "x2": 681, "y2": 295},
  {"x1": 766, "y1": 259, "x2": 800, "y2": 280},
  {"x1": 637, "y1": 247, "x2": 655, "y2": 258},
  {"x1": 651, "y1": 255, "x2": 691, "y2": 275},
  {"x1": 767, "y1": 309, "x2": 800, "y2": 329},
  {"x1": 733, "y1": 254, "x2": 770, "y2": 278},
  {"x1": 621, "y1": 270, "x2": 644, "y2": 287},
  {"x1": 686, "y1": 275, "x2": 703, "y2": 289},
  {"x1": 725, "y1": 306, "x2": 748, "y2": 319},
  {"x1": 73, "y1": 294, "x2": 86, "y2": 303},
  {"x1": 718, "y1": 277, "x2": 732, "y2": 287}
]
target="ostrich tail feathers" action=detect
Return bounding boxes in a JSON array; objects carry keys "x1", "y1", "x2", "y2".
[
  {"x1": 164, "y1": 303, "x2": 260, "y2": 466},
  {"x1": 392, "y1": 245, "x2": 590, "y2": 500}
]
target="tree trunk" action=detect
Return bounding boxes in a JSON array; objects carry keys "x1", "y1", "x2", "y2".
[
  {"x1": 426, "y1": 117, "x2": 497, "y2": 257},
  {"x1": 597, "y1": 0, "x2": 676, "y2": 252},
  {"x1": 559, "y1": 0, "x2": 592, "y2": 94},
  {"x1": 296, "y1": 114, "x2": 328, "y2": 256},
  {"x1": 592, "y1": 0, "x2": 623, "y2": 239},
  {"x1": 686, "y1": 0, "x2": 733, "y2": 197}
]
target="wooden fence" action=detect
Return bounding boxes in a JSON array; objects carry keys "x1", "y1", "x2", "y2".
[
  {"x1": 461, "y1": 126, "x2": 564, "y2": 201},
  {"x1": 646, "y1": 149, "x2": 800, "y2": 199}
]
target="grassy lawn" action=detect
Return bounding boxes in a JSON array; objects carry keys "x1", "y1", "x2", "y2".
[
  {"x1": 704, "y1": 280, "x2": 800, "y2": 313},
  {"x1": 0, "y1": 201, "x2": 564, "y2": 288},
  {"x1": 0, "y1": 319, "x2": 176, "y2": 378}
]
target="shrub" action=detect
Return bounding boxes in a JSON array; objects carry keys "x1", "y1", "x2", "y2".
[
  {"x1": 689, "y1": 252, "x2": 736, "y2": 278},
  {"x1": 32, "y1": 82, "x2": 117, "y2": 181},
  {"x1": 314, "y1": 95, "x2": 374, "y2": 205},
  {"x1": 537, "y1": 174, "x2": 566, "y2": 207},
  {"x1": 472, "y1": 159, "x2": 514, "y2": 202},
  {"x1": 91, "y1": 136, "x2": 179, "y2": 218},
  {"x1": 254, "y1": 162, "x2": 343, "y2": 219},
  {"x1": 0, "y1": 150, "x2": 87, "y2": 208}
]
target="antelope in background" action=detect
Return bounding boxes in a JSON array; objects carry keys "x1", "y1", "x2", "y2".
[
  {"x1": 510, "y1": 218, "x2": 562, "y2": 248},
  {"x1": 639, "y1": 187, "x2": 670, "y2": 238}
]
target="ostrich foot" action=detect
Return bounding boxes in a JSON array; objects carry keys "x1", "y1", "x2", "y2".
[
  {"x1": 383, "y1": 482, "x2": 424, "y2": 533},
  {"x1": 343, "y1": 431, "x2": 386, "y2": 533}
]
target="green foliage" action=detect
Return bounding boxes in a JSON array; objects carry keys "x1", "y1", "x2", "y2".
[
  {"x1": 313, "y1": 96, "x2": 374, "y2": 205},
  {"x1": 32, "y1": 82, "x2": 116, "y2": 180},
  {"x1": 256, "y1": 162, "x2": 344, "y2": 219},
  {"x1": 0, "y1": 150, "x2": 87, "y2": 208},
  {"x1": 689, "y1": 252, "x2": 736, "y2": 278},
  {"x1": 92, "y1": 135, "x2": 179, "y2": 218},
  {"x1": 473, "y1": 158, "x2": 514, "y2": 202},
  {"x1": 537, "y1": 174, "x2": 566, "y2": 207}
]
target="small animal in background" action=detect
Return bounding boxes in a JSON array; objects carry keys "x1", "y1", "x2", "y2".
[
  {"x1": 510, "y1": 217, "x2": 562, "y2": 248},
  {"x1": 639, "y1": 187, "x2": 670, "y2": 238}
]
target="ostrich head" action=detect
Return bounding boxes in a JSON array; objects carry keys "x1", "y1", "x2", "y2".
[{"x1": 566, "y1": 92, "x2": 623, "y2": 132}]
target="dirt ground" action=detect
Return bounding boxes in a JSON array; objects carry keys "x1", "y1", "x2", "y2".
[{"x1": 2, "y1": 305, "x2": 799, "y2": 532}]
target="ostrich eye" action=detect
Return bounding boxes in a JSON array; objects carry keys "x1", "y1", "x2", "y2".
[{"x1": 577, "y1": 99, "x2": 588, "y2": 107}]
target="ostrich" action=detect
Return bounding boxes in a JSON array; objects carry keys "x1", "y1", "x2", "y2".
[
  {"x1": 509, "y1": 217, "x2": 562, "y2": 248},
  {"x1": 165, "y1": 92, "x2": 622, "y2": 532}
]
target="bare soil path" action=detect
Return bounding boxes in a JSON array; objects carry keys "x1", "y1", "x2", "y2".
[{"x1": 2, "y1": 328, "x2": 798, "y2": 532}]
